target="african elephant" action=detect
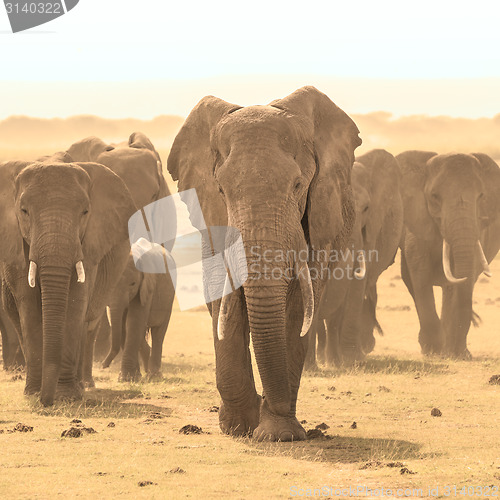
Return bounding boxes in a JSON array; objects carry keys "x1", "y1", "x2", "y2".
[
  {"x1": 102, "y1": 254, "x2": 174, "y2": 381},
  {"x1": 306, "y1": 149, "x2": 403, "y2": 367},
  {"x1": 64, "y1": 132, "x2": 171, "y2": 385},
  {"x1": 0, "y1": 304, "x2": 25, "y2": 370},
  {"x1": 0, "y1": 157, "x2": 135, "y2": 405},
  {"x1": 398, "y1": 151, "x2": 500, "y2": 358},
  {"x1": 167, "y1": 86, "x2": 361, "y2": 441}
]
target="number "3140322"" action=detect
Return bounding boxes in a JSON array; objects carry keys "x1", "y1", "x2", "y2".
[{"x1": 5, "y1": 3, "x2": 62, "y2": 14}]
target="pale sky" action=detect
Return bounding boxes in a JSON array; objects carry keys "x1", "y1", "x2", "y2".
[{"x1": 1, "y1": 0, "x2": 500, "y2": 118}]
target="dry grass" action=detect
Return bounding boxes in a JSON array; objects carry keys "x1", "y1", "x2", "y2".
[{"x1": 1, "y1": 255, "x2": 500, "y2": 498}]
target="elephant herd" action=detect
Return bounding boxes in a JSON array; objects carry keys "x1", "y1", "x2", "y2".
[{"x1": 1, "y1": 86, "x2": 499, "y2": 442}]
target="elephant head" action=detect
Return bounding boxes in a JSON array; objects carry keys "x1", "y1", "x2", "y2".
[
  {"x1": 66, "y1": 133, "x2": 167, "y2": 208},
  {"x1": 167, "y1": 86, "x2": 361, "y2": 417},
  {"x1": 398, "y1": 151, "x2": 500, "y2": 283},
  {"x1": 0, "y1": 159, "x2": 135, "y2": 405}
]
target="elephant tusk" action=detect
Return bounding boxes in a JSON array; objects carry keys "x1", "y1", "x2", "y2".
[
  {"x1": 354, "y1": 250, "x2": 366, "y2": 279},
  {"x1": 297, "y1": 263, "x2": 314, "y2": 337},
  {"x1": 76, "y1": 261, "x2": 85, "y2": 283},
  {"x1": 477, "y1": 240, "x2": 492, "y2": 278},
  {"x1": 217, "y1": 274, "x2": 233, "y2": 341},
  {"x1": 28, "y1": 261, "x2": 37, "y2": 288},
  {"x1": 442, "y1": 240, "x2": 467, "y2": 284}
]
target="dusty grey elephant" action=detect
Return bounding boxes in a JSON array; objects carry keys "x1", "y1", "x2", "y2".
[
  {"x1": 306, "y1": 149, "x2": 403, "y2": 368},
  {"x1": 167, "y1": 86, "x2": 361, "y2": 441},
  {"x1": 398, "y1": 151, "x2": 500, "y2": 358},
  {"x1": 102, "y1": 254, "x2": 174, "y2": 381},
  {"x1": 0, "y1": 157, "x2": 135, "y2": 405},
  {"x1": 64, "y1": 132, "x2": 171, "y2": 385}
]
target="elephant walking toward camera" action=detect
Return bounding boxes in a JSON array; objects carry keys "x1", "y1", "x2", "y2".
[
  {"x1": 102, "y1": 255, "x2": 174, "y2": 381},
  {"x1": 398, "y1": 151, "x2": 500, "y2": 358},
  {"x1": 0, "y1": 158, "x2": 135, "y2": 405},
  {"x1": 65, "y1": 132, "x2": 172, "y2": 385},
  {"x1": 167, "y1": 86, "x2": 361, "y2": 441},
  {"x1": 306, "y1": 149, "x2": 403, "y2": 367}
]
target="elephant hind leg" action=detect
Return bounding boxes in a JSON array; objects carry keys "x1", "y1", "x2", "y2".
[{"x1": 102, "y1": 310, "x2": 126, "y2": 369}]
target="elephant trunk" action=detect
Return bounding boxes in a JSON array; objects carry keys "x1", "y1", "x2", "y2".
[
  {"x1": 240, "y1": 221, "x2": 310, "y2": 416},
  {"x1": 244, "y1": 261, "x2": 290, "y2": 416},
  {"x1": 39, "y1": 263, "x2": 72, "y2": 406},
  {"x1": 32, "y1": 221, "x2": 82, "y2": 406}
]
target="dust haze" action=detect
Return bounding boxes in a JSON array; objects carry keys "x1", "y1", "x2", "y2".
[{"x1": 2, "y1": 112, "x2": 500, "y2": 163}]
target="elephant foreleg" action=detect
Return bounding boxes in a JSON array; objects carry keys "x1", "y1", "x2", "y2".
[
  {"x1": 403, "y1": 235, "x2": 442, "y2": 355},
  {"x1": 120, "y1": 296, "x2": 147, "y2": 382},
  {"x1": 441, "y1": 283, "x2": 473, "y2": 359},
  {"x1": 214, "y1": 289, "x2": 261, "y2": 437}
]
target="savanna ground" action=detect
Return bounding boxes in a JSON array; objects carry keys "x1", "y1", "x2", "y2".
[
  {"x1": 1, "y1": 151, "x2": 499, "y2": 499},
  {"x1": 1, "y1": 253, "x2": 499, "y2": 499}
]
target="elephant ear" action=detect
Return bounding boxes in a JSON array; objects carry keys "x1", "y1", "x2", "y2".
[
  {"x1": 270, "y1": 86, "x2": 362, "y2": 251},
  {"x1": 356, "y1": 149, "x2": 401, "y2": 249},
  {"x1": 0, "y1": 161, "x2": 30, "y2": 267},
  {"x1": 396, "y1": 150, "x2": 438, "y2": 238},
  {"x1": 67, "y1": 136, "x2": 114, "y2": 162},
  {"x1": 129, "y1": 132, "x2": 160, "y2": 160},
  {"x1": 139, "y1": 273, "x2": 156, "y2": 307},
  {"x1": 167, "y1": 96, "x2": 242, "y2": 229},
  {"x1": 471, "y1": 153, "x2": 500, "y2": 225},
  {"x1": 77, "y1": 162, "x2": 136, "y2": 267}
]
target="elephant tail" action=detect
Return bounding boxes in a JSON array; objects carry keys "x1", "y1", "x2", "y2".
[
  {"x1": 366, "y1": 285, "x2": 384, "y2": 336},
  {"x1": 471, "y1": 309, "x2": 482, "y2": 328}
]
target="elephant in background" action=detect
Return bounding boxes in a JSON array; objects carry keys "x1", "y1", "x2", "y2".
[
  {"x1": 398, "y1": 151, "x2": 500, "y2": 358},
  {"x1": 167, "y1": 86, "x2": 361, "y2": 441},
  {"x1": 102, "y1": 254, "x2": 174, "y2": 381},
  {"x1": 0, "y1": 158, "x2": 135, "y2": 405},
  {"x1": 0, "y1": 304, "x2": 25, "y2": 370},
  {"x1": 306, "y1": 149, "x2": 403, "y2": 368},
  {"x1": 64, "y1": 132, "x2": 171, "y2": 384}
]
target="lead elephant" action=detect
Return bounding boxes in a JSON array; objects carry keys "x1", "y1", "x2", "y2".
[
  {"x1": 306, "y1": 149, "x2": 403, "y2": 367},
  {"x1": 0, "y1": 158, "x2": 135, "y2": 405},
  {"x1": 102, "y1": 254, "x2": 174, "y2": 381},
  {"x1": 398, "y1": 151, "x2": 500, "y2": 358},
  {"x1": 167, "y1": 86, "x2": 361, "y2": 441},
  {"x1": 64, "y1": 132, "x2": 172, "y2": 385}
]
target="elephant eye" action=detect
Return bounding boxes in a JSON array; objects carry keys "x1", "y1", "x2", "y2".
[
  {"x1": 294, "y1": 180, "x2": 302, "y2": 193},
  {"x1": 21, "y1": 208, "x2": 29, "y2": 215},
  {"x1": 82, "y1": 209, "x2": 89, "y2": 215}
]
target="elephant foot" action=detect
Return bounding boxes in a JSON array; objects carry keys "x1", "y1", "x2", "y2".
[
  {"x1": 339, "y1": 348, "x2": 366, "y2": 367},
  {"x1": 119, "y1": 370, "x2": 142, "y2": 382},
  {"x1": 83, "y1": 377, "x2": 95, "y2": 389},
  {"x1": 56, "y1": 382, "x2": 83, "y2": 402},
  {"x1": 444, "y1": 348, "x2": 472, "y2": 360},
  {"x1": 252, "y1": 400, "x2": 306, "y2": 442},
  {"x1": 420, "y1": 341, "x2": 443, "y2": 356},
  {"x1": 24, "y1": 384, "x2": 40, "y2": 396},
  {"x1": 219, "y1": 393, "x2": 261, "y2": 437},
  {"x1": 146, "y1": 371, "x2": 163, "y2": 382}
]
